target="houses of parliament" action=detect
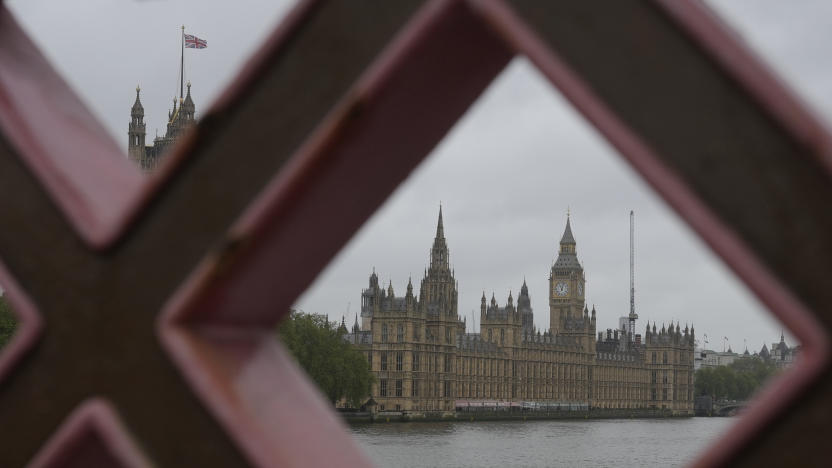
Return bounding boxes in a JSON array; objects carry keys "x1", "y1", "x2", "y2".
[
  {"x1": 127, "y1": 83, "x2": 196, "y2": 171},
  {"x1": 345, "y1": 208, "x2": 695, "y2": 415},
  {"x1": 125, "y1": 88, "x2": 694, "y2": 416}
]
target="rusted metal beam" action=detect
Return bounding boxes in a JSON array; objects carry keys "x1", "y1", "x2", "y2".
[
  {"x1": 499, "y1": 1, "x2": 832, "y2": 465},
  {"x1": 0, "y1": 1, "x2": 424, "y2": 466},
  {"x1": 0, "y1": 0, "x2": 829, "y2": 466}
]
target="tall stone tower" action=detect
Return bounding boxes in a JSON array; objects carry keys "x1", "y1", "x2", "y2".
[
  {"x1": 127, "y1": 86, "x2": 146, "y2": 167},
  {"x1": 180, "y1": 82, "x2": 196, "y2": 122},
  {"x1": 419, "y1": 206, "x2": 462, "y2": 410},
  {"x1": 360, "y1": 269, "x2": 380, "y2": 331},
  {"x1": 420, "y1": 205, "x2": 459, "y2": 324},
  {"x1": 127, "y1": 82, "x2": 197, "y2": 171},
  {"x1": 550, "y1": 213, "x2": 596, "y2": 380},
  {"x1": 549, "y1": 215, "x2": 587, "y2": 335},
  {"x1": 517, "y1": 279, "x2": 534, "y2": 334}
]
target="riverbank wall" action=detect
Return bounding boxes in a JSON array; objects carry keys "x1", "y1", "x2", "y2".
[{"x1": 342, "y1": 408, "x2": 689, "y2": 424}]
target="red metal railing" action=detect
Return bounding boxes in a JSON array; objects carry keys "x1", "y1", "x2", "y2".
[{"x1": 0, "y1": 0, "x2": 830, "y2": 466}]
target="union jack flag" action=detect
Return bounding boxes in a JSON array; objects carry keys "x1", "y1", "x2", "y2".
[{"x1": 184, "y1": 34, "x2": 207, "y2": 49}]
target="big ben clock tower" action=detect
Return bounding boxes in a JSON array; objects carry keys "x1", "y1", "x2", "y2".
[{"x1": 549, "y1": 213, "x2": 586, "y2": 335}]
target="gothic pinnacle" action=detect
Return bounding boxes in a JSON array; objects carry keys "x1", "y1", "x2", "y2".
[
  {"x1": 131, "y1": 86, "x2": 144, "y2": 112},
  {"x1": 436, "y1": 204, "x2": 445, "y2": 239},
  {"x1": 560, "y1": 214, "x2": 576, "y2": 244}
]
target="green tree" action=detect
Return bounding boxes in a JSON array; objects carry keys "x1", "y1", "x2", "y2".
[
  {"x1": 278, "y1": 310, "x2": 374, "y2": 408},
  {"x1": 0, "y1": 294, "x2": 17, "y2": 349},
  {"x1": 694, "y1": 356, "x2": 779, "y2": 401}
]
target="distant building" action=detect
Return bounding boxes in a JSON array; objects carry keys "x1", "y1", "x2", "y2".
[
  {"x1": 127, "y1": 83, "x2": 197, "y2": 171},
  {"x1": 759, "y1": 343, "x2": 770, "y2": 360},
  {"x1": 693, "y1": 331, "x2": 800, "y2": 371},
  {"x1": 618, "y1": 316, "x2": 629, "y2": 332},
  {"x1": 766, "y1": 332, "x2": 799, "y2": 369},
  {"x1": 695, "y1": 348, "x2": 738, "y2": 370},
  {"x1": 346, "y1": 208, "x2": 695, "y2": 415}
]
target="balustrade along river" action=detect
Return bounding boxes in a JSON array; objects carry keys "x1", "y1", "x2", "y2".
[{"x1": 350, "y1": 417, "x2": 734, "y2": 467}]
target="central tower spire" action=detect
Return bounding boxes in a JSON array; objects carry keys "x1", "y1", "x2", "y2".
[
  {"x1": 421, "y1": 205, "x2": 458, "y2": 322},
  {"x1": 436, "y1": 203, "x2": 444, "y2": 239},
  {"x1": 430, "y1": 205, "x2": 449, "y2": 271}
]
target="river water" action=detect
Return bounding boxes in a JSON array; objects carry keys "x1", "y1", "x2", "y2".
[{"x1": 350, "y1": 417, "x2": 734, "y2": 467}]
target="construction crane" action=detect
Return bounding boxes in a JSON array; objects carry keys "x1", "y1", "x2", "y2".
[{"x1": 629, "y1": 210, "x2": 638, "y2": 342}]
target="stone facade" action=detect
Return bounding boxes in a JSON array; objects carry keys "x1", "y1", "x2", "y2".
[
  {"x1": 764, "y1": 332, "x2": 799, "y2": 369},
  {"x1": 346, "y1": 208, "x2": 695, "y2": 415},
  {"x1": 696, "y1": 348, "x2": 739, "y2": 370},
  {"x1": 127, "y1": 84, "x2": 196, "y2": 171}
]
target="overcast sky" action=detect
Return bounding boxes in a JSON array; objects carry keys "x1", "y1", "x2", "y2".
[{"x1": 7, "y1": 0, "x2": 830, "y2": 353}]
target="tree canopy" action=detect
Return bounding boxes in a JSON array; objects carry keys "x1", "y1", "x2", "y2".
[
  {"x1": 278, "y1": 311, "x2": 374, "y2": 408},
  {"x1": 0, "y1": 295, "x2": 16, "y2": 349},
  {"x1": 694, "y1": 357, "x2": 779, "y2": 401}
]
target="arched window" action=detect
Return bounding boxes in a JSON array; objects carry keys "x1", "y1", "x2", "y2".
[{"x1": 381, "y1": 324, "x2": 388, "y2": 343}]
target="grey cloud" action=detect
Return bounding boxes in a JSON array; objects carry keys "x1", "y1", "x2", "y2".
[{"x1": 6, "y1": 0, "x2": 818, "y2": 352}]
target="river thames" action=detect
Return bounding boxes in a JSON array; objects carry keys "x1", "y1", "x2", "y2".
[{"x1": 350, "y1": 417, "x2": 734, "y2": 467}]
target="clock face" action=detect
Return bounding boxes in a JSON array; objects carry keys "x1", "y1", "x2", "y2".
[
  {"x1": 577, "y1": 283, "x2": 583, "y2": 296},
  {"x1": 555, "y1": 281, "x2": 569, "y2": 297}
]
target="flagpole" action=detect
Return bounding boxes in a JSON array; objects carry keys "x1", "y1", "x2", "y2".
[{"x1": 180, "y1": 25, "x2": 185, "y2": 101}]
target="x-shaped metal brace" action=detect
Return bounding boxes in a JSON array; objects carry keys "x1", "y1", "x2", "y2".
[{"x1": 0, "y1": 1, "x2": 830, "y2": 467}]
